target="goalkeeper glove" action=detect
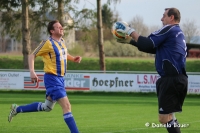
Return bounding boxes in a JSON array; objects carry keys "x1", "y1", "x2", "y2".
[
  {"x1": 115, "y1": 21, "x2": 135, "y2": 36},
  {"x1": 116, "y1": 36, "x2": 132, "y2": 44}
]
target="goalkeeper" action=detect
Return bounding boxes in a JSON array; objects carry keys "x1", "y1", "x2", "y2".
[{"x1": 114, "y1": 8, "x2": 188, "y2": 133}]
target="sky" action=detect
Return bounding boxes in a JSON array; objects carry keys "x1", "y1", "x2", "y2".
[{"x1": 77, "y1": 0, "x2": 200, "y2": 30}]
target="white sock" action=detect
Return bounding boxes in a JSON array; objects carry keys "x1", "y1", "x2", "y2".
[{"x1": 172, "y1": 113, "x2": 177, "y2": 121}]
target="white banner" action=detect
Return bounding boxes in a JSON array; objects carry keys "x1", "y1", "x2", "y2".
[
  {"x1": 90, "y1": 74, "x2": 136, "y2": 92},
  {"x1": 0, "y1": 72, "x2": 24, "y2": 89},
  {"x1": 188, "y1": 75, "x2": 200, "y2": 94},
  {"x1": 23, "y1": 72, "x2": 90, "y2": 91},
  {"x1": 0, "y1": 71, "x2": 200, "y2": 94},
  {"x1": 89, "y1": 74, "x2": 159, "y2": 92}
]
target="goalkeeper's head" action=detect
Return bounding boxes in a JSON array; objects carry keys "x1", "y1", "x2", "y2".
[{"x1": 161, "y1": 8, "x2": 181, "y2": 26}]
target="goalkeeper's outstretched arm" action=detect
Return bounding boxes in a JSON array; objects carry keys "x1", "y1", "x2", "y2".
[
  {"x1": 113, "y1": 21, "x2": 155, "y2": 54},
  {"x1": 129, "y1": 32, "x2": 156, "y2": 54}
]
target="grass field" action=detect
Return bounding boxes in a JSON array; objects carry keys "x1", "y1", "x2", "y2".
[
  {"x1": 1, "y1": 55, "x2": 200, "y2": 72},
  {"x1": 0, "y1": 91, "x2": 200, "y2": 133}
]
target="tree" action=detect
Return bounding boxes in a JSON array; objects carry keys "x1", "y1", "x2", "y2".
[
  {"x1": 0, "y1": 0, "x2": 31, "y2": 69},
  {"x1": 129, "y1": 15, "x2": 149, "y2": 36},
  {"x1": 21, "y1": 0, "x2": 31, "y2": 69},
  {"x1": 96, "y1": 0, "x2": 120, "y2": 71},
  {"x1": 101, "y1": 4, "x2": 119, "y2": 41},
  {"x1": 102, "y1": 4, "x2": 115, "y2": 29},
  {"x1": 0, "y1": 0, "x2": 121, "y2": 70},
  {"x1": 56, "y1": 0, "x2": 65, "y2": 25},
  {"x1": 0, "y1": 0, "x2": 88, "y2": 69},
  {"x1": 96, "y1": 0, "x2": 105, "y2": 71},
  {"x1": 0, "y1": 1, "x2": 22, "y2": 41},
  {"x1": 182, "y1": 19, "x2": 200, "y2": 43}
]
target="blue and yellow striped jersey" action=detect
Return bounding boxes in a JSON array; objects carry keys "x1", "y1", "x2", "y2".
[{"x1": 32, "y1": 37, "x2": 67, "y2": 76}]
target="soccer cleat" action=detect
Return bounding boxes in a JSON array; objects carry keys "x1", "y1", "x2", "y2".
[{"x1": 8, "y1": 104, "x2": 18, "y2": 123}]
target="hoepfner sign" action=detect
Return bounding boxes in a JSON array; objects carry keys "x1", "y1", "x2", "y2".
[{"x1": 0, "y1": 71, "x2": 199, "y2": 94}]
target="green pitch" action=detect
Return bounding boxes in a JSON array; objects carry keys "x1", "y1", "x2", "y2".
[{"x1": 0, "y1": 91, "x2": 199, "y2": 133}]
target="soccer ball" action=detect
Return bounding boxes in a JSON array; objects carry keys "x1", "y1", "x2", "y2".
[{"x1": 111, "y1": 21, "x2": 129, "y2": 40}]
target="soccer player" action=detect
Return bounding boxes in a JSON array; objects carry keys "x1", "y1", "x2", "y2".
[
  {"x1": 114, "y1": 8, "x2": 188, "y2": 133},
  {"x1": 8, "y1": 20, "x2": 81, "y2": 133}
]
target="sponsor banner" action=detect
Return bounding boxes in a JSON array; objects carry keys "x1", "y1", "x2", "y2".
[
  {"x1": 24, "y1": 72, "x2": 45, "y2": 90},
  {"x1": 188, "y1": 75, "x2": 200, "y2": 94},
  {"x1": 64, "y1": 73, "x2": 90, "y2": 91},
  {"x1": 90, "y1": 74, "x2": 160, "y2": 92},
  {"x1": 90, "y1": 74, "x2": 136, "y2": 92},
  {"x1": 0, "y1": 72, "x2": 24, "y2": 89},
  {"x1": 0, "y1": 71, "x2": 200, "y2": 94},
  {"x1": 24, "y1": 72, "x2": 90, "y2": 91},
  {"x1": 135, "y1": 74, "x2": 160, "y2": 92}
]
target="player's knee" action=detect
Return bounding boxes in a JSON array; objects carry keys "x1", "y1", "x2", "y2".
[
  {"x1": 63, "y1": 102, "x2": 71, "y2": 113},
  {"x1": 159, "y1": 114, "x2": 172, "y2": 124},
  {"x1": 43, "y1": 105, "x2": 53, "y2": 112},
  {"x1": 159, "y1": 117, "x2": 168, "y2": 124},
  {"x1": 41, "y1": 99, "x2": 56, "y2": 112},
  {"x1": 67, "y1": 102, "x2": 71, "y2": 110}
]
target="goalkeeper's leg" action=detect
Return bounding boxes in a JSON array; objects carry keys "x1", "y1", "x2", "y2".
[{"x1": 159, "y1": 114, "x2": 181, "y2": 133}]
